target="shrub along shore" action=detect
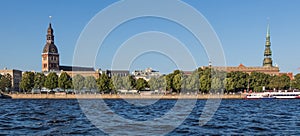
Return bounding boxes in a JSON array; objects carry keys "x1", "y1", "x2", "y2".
[{"x1": 7, "y1": 93, "x2": 245, "y2": 99}]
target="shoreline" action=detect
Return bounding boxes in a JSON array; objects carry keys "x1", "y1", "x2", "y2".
[{"x1": 6, "y1": 93, "x2": 245, "y2": 99}]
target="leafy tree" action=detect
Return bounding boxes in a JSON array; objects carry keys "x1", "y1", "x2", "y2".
[
  {"x1": 112, "y1": 75, "x2": 123, "y2": 90},
  {"x1": 185, "y1": 71, "x2": 200, "y2": 92},
  {"x1": 292, "y1": 74, "x2": 300, "y2": 89},
  {"x1": 0, "y1": 74, "x2": 12, "y2": 92},
  {"x1": 19, "y1": 72, "x2": 34, "y2": 92},
  {"x1": 85, "y1": 76, "x2": 97, "y2": 91},
  {"x1": 44, "y1": 72, "x2": 58, "y2": 90},
  {"x1": 269, "y1": 74, "x2": 290, "y2": 90},
  {"x1": 58, "y1": 72, "x2": 72, "y2": 91},
  {"x1": 148, "y1": 76, "x2": 167, "y2": 91},
  {"x1": 172, "y1": 74, "x2": 182, "y2": 93},
  {"x1": 97, "y1": 73, "x2": 110, "y2": 92},
  {"x1": 34, "y1": 72, "x2": 46, "y2": 90},
  {"x1": 129, "y1": 75, "x2": 136, "y2": 89},
  {"x1": 227, "y1": 71, "x2": 249, "y2": 92},
  {"x1": 199, "y1": 74, "x2": 211, "y2": 93},
  {"x1": 223, "y1": 78, "x2": 234, "y2": 93},
  {"x1": 248, "y1": 72, "x2": 270, "y2": 92},
  {"x1": 73, "y1": 74, "x2": 85, "y2": 92},
  {"x1": 165, "y1": 73, "x2": 174, "y2": 91},
  {"x1": 135, "y1": 78, "x2": 149, "y2": 90},
  {"x1": 121, "y1": 75, "x2": 136, "y2": 90},
  {"x1": 108, "y1": 78, "x2": 115, "y2": 93},
  {"x1": 211, "y1": 77, "x2": 222, "y2": 93}
]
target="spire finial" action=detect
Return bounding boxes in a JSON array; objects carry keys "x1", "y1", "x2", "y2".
[
  {"x1": 49, "y1": 16, "x2": 52, "y2": 23},
  {"x1": 266, "y1": 17, "x2": 270, "y2": 38}
]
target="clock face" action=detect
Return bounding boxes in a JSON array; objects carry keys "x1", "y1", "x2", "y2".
[{"x1": 51, "y1": 48, "x2": 55, "y2": 53}]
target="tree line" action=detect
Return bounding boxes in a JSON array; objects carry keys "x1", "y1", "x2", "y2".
[
  {"x1": 15, "y1": 68, "x2": 300, "y2": 94},
  {"x1": 0, "y1": 73, "x2": 12, "y2": 92}
]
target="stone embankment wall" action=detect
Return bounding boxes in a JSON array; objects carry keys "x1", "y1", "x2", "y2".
[{"x1": 8, "y1": 93, "x2": 245, "y2": 99}]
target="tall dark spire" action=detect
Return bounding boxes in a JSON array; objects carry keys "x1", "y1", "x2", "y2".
[
  {"x1": 46, "y1": 23, "x2": 54, "y2": 44},
  {"x1": 263, "y1": 23, "x2": 273, "y2": 67}
]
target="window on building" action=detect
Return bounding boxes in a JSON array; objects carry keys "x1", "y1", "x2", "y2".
[{"x1": 44, "y1": 64, "x2": 47, "y2": 68}]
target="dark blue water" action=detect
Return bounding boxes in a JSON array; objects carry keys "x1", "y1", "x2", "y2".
[{"x1": 0, "y1": 99, "x2": 300, "y2": 135}]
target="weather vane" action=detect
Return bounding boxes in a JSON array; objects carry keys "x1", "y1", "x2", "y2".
[{"x1": 49, "y1": 16, "x2": 52, "y2": 23}]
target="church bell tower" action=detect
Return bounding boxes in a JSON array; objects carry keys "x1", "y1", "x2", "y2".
[{"x1": 42, "y1": 21, "x2": 60, "y2": 72}]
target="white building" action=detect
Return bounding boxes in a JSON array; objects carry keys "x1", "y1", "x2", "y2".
[{"x1": 132, "y1": 68, "x2": 161, "y2": 81}]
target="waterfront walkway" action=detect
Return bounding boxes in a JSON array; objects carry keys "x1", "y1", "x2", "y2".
[{"x1": 7, "y1": 93, "x2": 244, "y2": 99}]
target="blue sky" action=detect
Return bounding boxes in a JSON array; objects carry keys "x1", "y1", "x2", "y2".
[{"x1": 0, "y1": 0, "x2": 300, "y2": 74}]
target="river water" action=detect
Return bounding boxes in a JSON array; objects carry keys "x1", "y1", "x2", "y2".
[{"x1": 0, "y1": 99, "x2": 300, "y2": 135}]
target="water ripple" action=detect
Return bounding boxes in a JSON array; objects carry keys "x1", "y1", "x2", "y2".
[{"x1": 0, "y1": 99, "x2": 300, "y2": 135}]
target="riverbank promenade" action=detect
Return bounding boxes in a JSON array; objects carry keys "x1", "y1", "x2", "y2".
[{"x1": 7, "y1": 93, "x2": 245, "y2": 99}]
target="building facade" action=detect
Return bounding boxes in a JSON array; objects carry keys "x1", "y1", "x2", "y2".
[
  {"x1": 104, "y1": 70, "x2": 130, "y2": 78},
  {"x1": 0, "y1": 69, "x2": 22, "y2": 91},
  {"x1": 132, "y1": 68, "x2": 161, "y2": 81}
]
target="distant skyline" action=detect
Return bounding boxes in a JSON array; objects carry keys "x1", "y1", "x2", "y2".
[{"x1": 1, "y1": 0, "x2": 300, "y2": 74}]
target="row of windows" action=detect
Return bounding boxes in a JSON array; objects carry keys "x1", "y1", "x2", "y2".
[
  {"x1": 43, "y1": 63, "x2": 59, "y2": 69},
  {"x1": 43, "y1": 56, "x2": 58, "y2": 61}
]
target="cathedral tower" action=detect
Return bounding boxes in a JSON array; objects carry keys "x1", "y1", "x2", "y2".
[
  {"x1": 263, "y1": 23, "x2": 273, "y2": 67},
  {"x1": 42, "y1": 23, "x2": 59, "y2": 72}
]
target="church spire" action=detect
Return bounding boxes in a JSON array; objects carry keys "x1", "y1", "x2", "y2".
[
  {"x1": 46, "y1": 23, "x2": 54, "y2": 44},
  {"x1": 266, "y1": 23, "x2": 270, "y2": 38},
  {"x1": 46, "y1": 16, "x2": 54, "y2": 44},
  {"x1": 263, "y1": 22, "x2": 273, "y2": 67},
  {"x1": 42, "y1": 17, "x2": 60, "y2": 72}
]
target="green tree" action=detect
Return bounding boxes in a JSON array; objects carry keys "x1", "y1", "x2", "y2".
[
  {"x1": 85, "y1": 76, "x2": 97, "y2": 91},
  {"x1": 97, "y1": 73, "x2": 110, "y2": 93},
  {"x1": 19, "y1": 72, "x2": 35, "y2": 92},
  {"x1": 0, "y1": 74, "x2": 12, "y2": 92},
  {"x1": 185, "y1": 71, "x2": 200, "y2": 92},
  {"x1": 227, "y1": 71, "x2": 249, "y2": 92},
  {"x1": 129, "y1": 75, "x2": 136, "y2": 89},
  {"x1": 112, "y1": 75, "x2": 123, "y2": 90},
  {"x1": 199, "y1": 74, "x2": 211, "y2": 93},
  {"x1": 269, "y1": 74, "x2": 290, "y2": 90},
  {"x1": 248, "y1": 72, "x2": 270, "y2": 92},
  {"x1": 34, "y1": 72, "x2": 46, "y2": 90},
  {"x1": 211, "y1": 77, "x2": 222, "y2": 93},
  {"x1": 108, "y1": 78, "x2": 115, "y2": 93},
  {"x1": 44, "y1": 72, "x2": 58, "y2": 90},
  {"x1": 223, "y1": 78, "x2": 234, "y2": 93},
  {"x1": 165, "y1": 73, "x2": 174, "y2": 91},
  {"x1": 148, "y1": 76, "x2": 167, "y2": 91},
  {"x1": 135, "y1": 78, "x2": 149, "y2": 90},
  {"x1": 72, "y1": 74, "x2": 85, "y2": 92},
  {"x1": 292, "y1": 74, "x2": 300, "y2": 89},
  {"x1": 58, "y1": 72, "x2": 72, "y2": 91},
  {"x1": 172, "y1": 74, "x2": 182, "y2": 93},
  {"x1": 122, "y1": 75, "x2": 136, "y2": 90}
]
